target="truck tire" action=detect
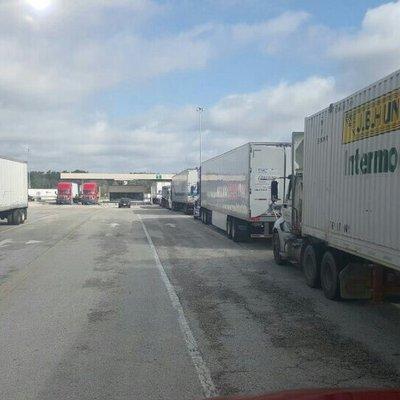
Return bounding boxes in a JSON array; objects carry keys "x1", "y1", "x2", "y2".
[
  {"x1": 302, "y1": 244, "x2": 321, "y2": 288},
  {"x1": 273, "y1": 231, "x2": 285, "y2": 265},
  {"x1": 20, "y1": 208, "x2": 27, "y2": 224},
  {"x1": 321, "y1": 251, "x2": 341, "y2": 300},
  {"x1": 9, "y1": 209, "x2": 22, "y2": 225}
]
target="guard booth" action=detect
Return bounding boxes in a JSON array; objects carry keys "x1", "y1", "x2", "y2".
[{"x1": 108, "y1": 185, "x2": 145, "y2": 201}]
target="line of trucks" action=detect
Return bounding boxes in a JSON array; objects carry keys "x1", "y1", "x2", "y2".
[
  {"x1": 56, "y1": 181, "x2": 100, "y2": 205},
  {"x1": 159, "y1": 69, "x2": 400, "y2": 301}
]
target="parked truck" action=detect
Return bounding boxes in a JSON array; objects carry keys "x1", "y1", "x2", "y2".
[
  {"x1": 171, "y1": 168, "x2": 198, "y2": 214},
  {"x1": 28, "y1": 188, "x2": 57, "y2": 202},
  {"x1": 273, "y1": 70, "x2": 400, "y2": 301},
  {"x1": 0, "y1": 156, "x2": 28, "y2": 225},
  {"x1": 150, "y1": 182, "x2": 164, "y2": 204},
  {"x1": 57, "y1": 182, "x2": 79, "y2": 204},
  {"x1": 200, "y1": 142, "x2": 290, "y2": 241},
  {"x1": 82, "y1": 182, "x2": 99, "y2": 204},
  {"x1": 161, "y1": 184, "x2": 172, "y2": 209}
]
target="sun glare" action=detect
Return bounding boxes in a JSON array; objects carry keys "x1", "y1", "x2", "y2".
[{"x1": 26, "y1": 0, "x2": 52, "y2": 11}]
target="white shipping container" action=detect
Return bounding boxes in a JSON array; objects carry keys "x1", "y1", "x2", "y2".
[
  {"x1": 303, "y1": 70, "x2": 400, "y2": 271},
  {"x1": 171, "y1": 169, "x2": 198, "y2": 205},
  {"x1": 28, "y1": 188, "x2": 57, "y2": 201},
  {"x1": 201, "y1": 142, "x2": 290, "y2": 221},
  {"x1": 0, "y1": 156, "x2": 28, "y2": 213}
]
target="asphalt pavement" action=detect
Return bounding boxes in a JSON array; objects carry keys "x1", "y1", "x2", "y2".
[{"x1": 0, "y1": 203, "x2": 399, "y2": 400}]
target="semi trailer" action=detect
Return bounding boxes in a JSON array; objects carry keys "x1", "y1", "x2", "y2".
[
  {"x1": 200, "y1": 142, "x2": 291, "y2": 241},
  {"x1": 150, "y1": 182, "x2": 164, "y2": 204},
  {"x1": 0, "y1": 156, "x2": 28, "y2": 225},
  {"x1": 273, "y1": 69, "x2": 400, "y2": 300},
  {"x1": 171, "y1": 168, "x2": 198, "y2": 214},
  {"x1": 161, "y1": 185, "x2": 172, "y2": 209},
  {"x1": 57, "y1": 182, "x2": 79, "y2": 204}
]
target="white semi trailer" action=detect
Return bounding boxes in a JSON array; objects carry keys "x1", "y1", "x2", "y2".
[
  {"x1": 161, "y1": 185, "x2": 171, "y2": 209},
  {"x1": 200, "y1": 142, "x2": 291, "y2": 242},
  {"x1": 171, "y1": 168, "x2": 198, "y2": 214},
  {"x1": 0, "y1": 156, "x2": 28, "y2": 225},
  {"x1": 273, "y1": 70, "x2": 400, "y2": 300}
]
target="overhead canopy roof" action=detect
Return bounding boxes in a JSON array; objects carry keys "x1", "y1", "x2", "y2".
[{"x1": 60, "y1": 173, "x2": 174, "y2": 181}]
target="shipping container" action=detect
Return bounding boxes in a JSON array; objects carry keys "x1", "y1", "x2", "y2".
[
  {"x1": 28, "y1": 188, "x2": 57, "y2": 201},
  {"x1": 171, "y1": 168, "x2": 198, "y2": 214},
  {"x1": 200, "y1": 142, "x2": 291, "y2": 241},
  {"x1": 0, "y1": 156, "x2": 28, "y2": 225},
  {"x1": 273, "y1": 69, "x2": 400, "y2": 300}
]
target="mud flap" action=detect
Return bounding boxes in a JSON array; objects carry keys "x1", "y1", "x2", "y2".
[{"x1": 339, "y1": 263, "x2": 372, "y2": 300}]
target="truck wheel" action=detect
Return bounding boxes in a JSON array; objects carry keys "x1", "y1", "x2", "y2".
[
  {"x1": 11, "y1": 210, "x2": 22, "y2": 225},
  {"x1": 321, "y1": 251, "x2": 341, "y2": 300},
  {"x1": 20, "y1": 209, "x2": 27, "y2": 224},
  {"x1": 232, "y1": 219, "x2": 242, "y2": 242},
  {"x1": 302, "y1": 244, "x2": 321, "y2": 288},
  {"x1": 273, "y1": 231, "x2": 285, "y2": 265}
]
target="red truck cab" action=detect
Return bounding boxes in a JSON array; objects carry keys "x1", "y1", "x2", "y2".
[{"x1": 82, "y1": 182, "x2": 99, "y2": 205}]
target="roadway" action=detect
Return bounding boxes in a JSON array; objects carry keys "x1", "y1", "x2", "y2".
[{"x1": 0, "y1": 203, "x2": 399, "y2": 399}]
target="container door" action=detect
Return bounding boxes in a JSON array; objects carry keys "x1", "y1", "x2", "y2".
[{"x1": 250, "y1": 144, "x2": 288, "y2": 219}]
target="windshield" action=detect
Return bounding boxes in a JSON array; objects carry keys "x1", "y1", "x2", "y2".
[{"x1": 1, "y1": 1, "x2": 400, "y2": 399}]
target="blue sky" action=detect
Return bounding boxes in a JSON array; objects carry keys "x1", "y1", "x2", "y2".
[{"x1": 1, "y1": 0, "x2": 400, "y2": 172}]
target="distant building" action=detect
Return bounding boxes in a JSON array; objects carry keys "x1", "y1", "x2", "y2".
[{"x1": 60, "y1": 172, "x2": 174, "y2": 201}]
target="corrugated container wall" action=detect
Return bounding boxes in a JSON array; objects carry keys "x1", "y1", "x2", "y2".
[
  {"x1": 0, "y1": 157, "x2": 28, "y2": 212},
  {"x1": 303, "y1": 70, "x2": 400, "y2": 270}
]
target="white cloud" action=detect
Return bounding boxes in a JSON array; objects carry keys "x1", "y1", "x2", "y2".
[
  {"x1": 2, "y1": 75, "x2": 338, "y2": 172},
  {"x1": 232, "y1": 11, "x2": 310, "y2": 54},
  {"x1": 328, "y1": 1, "x2": 400, "y2": 84}
]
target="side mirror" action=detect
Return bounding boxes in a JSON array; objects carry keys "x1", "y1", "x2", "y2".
[{"x1": 271, "y1": 180, "x2": 278, "y2": 202}]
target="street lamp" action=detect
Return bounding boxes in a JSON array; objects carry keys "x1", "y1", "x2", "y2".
[{"x1": 196, "y1": 107, "x2": 204, "y2": 167}]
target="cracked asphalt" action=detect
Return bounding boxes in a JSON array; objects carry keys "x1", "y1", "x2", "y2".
[{"x1": 0, "y1": 203, "x2": 399, "y2": 399}]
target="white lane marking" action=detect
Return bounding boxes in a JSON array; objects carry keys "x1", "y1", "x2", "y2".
[
  {"x1": 138, "y1": 214, "x2": 218, "y2": 398},
  {"x1": 0, "y1": 239, "x2": 13, "y2": 248},
  {"x1": 26, "y1": 240, "x2": 42, "y2": 245},
  {"x1": 110, "y1": 223, "x2": 119, "y2": 228},
  {"x1": 165, "y1": 223, "x2": 176, "y2": 228}
]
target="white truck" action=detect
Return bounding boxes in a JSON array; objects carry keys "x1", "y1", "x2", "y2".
[
  {"x1": 200, "y1": 142, "x2": 291, "y2": 241},
  {"x1": 28, "y1": 188, "x2": 57, "y2": 202},
  {"x1": 150, "y1": 182, "x2": 164, "y2": 204},
  {"x1": 273, "y1": 69, "x2": 400, "y2": 300},
  {"x1": 171, "y1": 168, "x2": 199, "y2": 214},
  {"x1": 0, "y1": 156, "x2": 28, "y2": 225},
  {"x1": 161, "y1": 184, "x2": 172, "y2": 209}
]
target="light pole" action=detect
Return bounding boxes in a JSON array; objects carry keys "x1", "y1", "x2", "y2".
[{"x1": 196, "y1": 107, "x2": 204, "y2": 168}]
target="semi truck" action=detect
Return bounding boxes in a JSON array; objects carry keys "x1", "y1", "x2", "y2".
[
  {"x1": 273, "y1": 69, "x2": 400, "y2": 301},
  {"x1": 82, "y1": 182, "x2": 99, "y2": 204},
  {"x1": 150, "y1": 182, "x2": 164, "y2": 204},
  {"x1": 0, "y1": 156, "x2": 28, "y2": 225},
  {"x1": 57, "y1": 182, "x2": 79, "y2": 204},
  {"x1": 171, "y1": 168, "x2": 198, "y2": 214},
  {"x1": 200, "y1": 142, "x2": 291, "y2": 241},
  {"x1": 28, "y1": 188, "x2": 57, "y2": 202},
  {"x1": 161, "y1": 184, "x2": 172, "y2": 209}
]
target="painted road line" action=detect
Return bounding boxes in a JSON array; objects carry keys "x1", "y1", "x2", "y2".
[
  {"x1": 138, "y1": 214, "x2": 218, "y2": 399},
  {"x1": 0, "y1": 239, "x2": 13, "y2": 248}
]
